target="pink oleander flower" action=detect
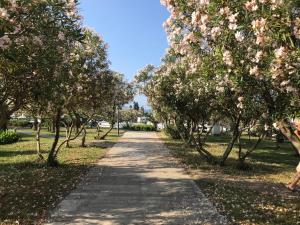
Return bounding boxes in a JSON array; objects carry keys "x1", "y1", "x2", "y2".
[
  {"x1": 270, "y1": 0, "x2": 283, "y2": 10},
  {"x1": 256, "y1": 34, "x2": 266, "y2": 46},
  {"x1": 274, "y1": 46, "x2": 287, "y2": 59},
  {"x1": 252, "y1": 18, "x2": 267, "y2": 34},
  {"x1": 229, "y1": 23, "x2": 237, "y2": 30},
  {"x1": 223, "y1": 50, "x2": 233, "y2": 67},
  {"x1": 228, "y1": 13, "x2": 238, "y2": 24},
  {"x1": 219, "y1": 7, "x2": 231, "y2": 16},
  {"x1": 245, "y1": 0, "x2": 258, "y2": 11},
  {"x1": 185, "y1": 32, "x2": 197, "y2": 43},
  {"x1": 200, "y1": 14, "x2": 209, "y2": 24},
  {"x1": 235, "y1": 31, "x2": 245, "y2": 42},
  {"x1": 191, "y1": 11, "x2": 200, "y2": 25},
  {"x1": 237, "y1": 102, "x2": 244, "y2": 109},
  {"x1": 199, "y1": 0, "x2": 210, "y2": 7},
  {"x1": 255, "y1": 51, "x2": 263, "y2": 63},
  {"x1": 250, "y1": 65, "x2": 259, "y2": 76},
  {"x1": 0, "y1": 35, "x2": 12, "y2": 49},
  {"x1": 238, "y1": 96, "x2": 244, "y2": 102},
  {"x1": 211, "y1": 27, "x2": 221, "y2": 40},
  {"x1": 0, "y1": 8, "x2": 8, "y2": 19},
  {"x1": 58, "y1": 31, "x2": 65, "y2": 41}
]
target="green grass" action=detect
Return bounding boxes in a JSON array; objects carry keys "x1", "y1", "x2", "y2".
[
  {"x1": 160, "y1": 132, "x2": 300, "y2": 225},
  {"x1": 0, "y1": 128, "x2": 124, "y2": 225}
]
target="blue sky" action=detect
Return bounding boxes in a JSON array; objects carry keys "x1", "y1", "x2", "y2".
[{"x1": 79, "y1": 0, "x2": 169, "y2": 109}]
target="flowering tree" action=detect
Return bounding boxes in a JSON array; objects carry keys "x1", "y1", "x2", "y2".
[
  {"x1": 96, "y1": 73, "x2": 134, "y2": 140},
  {"x1": 0, "y1": 0, "x2": 81, "y2": 131},
  {"x1": 154, "y1": 0, "x2": 300, "y2": 165}
]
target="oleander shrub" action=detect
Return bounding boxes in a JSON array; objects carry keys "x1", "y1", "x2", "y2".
[
  {"x1": 0, "y1": 131, "x2": 20, "y2": 144},
  {"x1": 8, "y1": 119, "x2": 32, "y2": 128},
  {"x1": 164, "y1": 124, "x2": 181, "y2": 139},
  {"x1": 124, "y1": 124, "x2": 156, "y2": 131}
]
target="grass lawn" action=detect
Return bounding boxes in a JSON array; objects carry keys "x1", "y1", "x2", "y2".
[
  {"x1": 0, "y1": 128, "x2": 124, "y2": 225},
  {"x1": 160, "y1": 133, "x2": 300, "y2": 225}
]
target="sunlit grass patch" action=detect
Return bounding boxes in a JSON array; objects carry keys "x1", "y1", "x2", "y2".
[
  {"x1": 160, "y1": 132, "x2": 300, "y2": 225},
  {"x1": 0, "y1": 128, "x2": 123, "y2": 225}
]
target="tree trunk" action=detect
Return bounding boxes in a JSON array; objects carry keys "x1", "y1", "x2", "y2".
[
  {"x1": 75, "y1": 114, "x2": 81, "y2": 134},
  {"x1": 0, "y1": 107, "x2": 9, "y2": 131},
  {"x1": 220, "y1": 117, "x2": 240, "y2": 166},
  {"x1": 32, "y1": 117, "x2": 38, "y2": 131},
  {"x1": 36, "y1": 121, "x2": 44, "y2": 160},
  {"x1": 65, "y1": 125, "x2": 70, "y2": 147},
  {"x1": 278, "y1": 120, "x2": 300, "y2": 156},
  {"x1": 100, "y1": 124, "x2": 114, "y2": 140},
  {"x1": 237, "y1": 133, "x2": 265, "y2": 169},
  {"x1": 81, "y1": 126, "x2": 87, "y2": 147},
  {"x1": 94, "y1": 124, "x2": 102, "y2": 139},
  {"x1": 54, "y1": 126, "x2": 84, "y2": 158},
  {"x1": 65, "y1": 124, "x2": 74, "y2": 148},
  {"x1": 50, "y1": 119, "x2": 55, "y2": 133},
  {"x1": 47, "y1": 109, "x2": 61, "y2": 167}
]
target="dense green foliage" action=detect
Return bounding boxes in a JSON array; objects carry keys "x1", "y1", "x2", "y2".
[
  {"x1": 8, "y1": 119, "x2": 32, "y2": 128},
  {"x1": 0, "y1": 131, "x2": 20, "y2": 145},
  {"x1": 164, "y1": 124, "x2": 181, "y2": 139},
  {"x1": 124, "y1": 124, "x2": 156, "y2": 131}
]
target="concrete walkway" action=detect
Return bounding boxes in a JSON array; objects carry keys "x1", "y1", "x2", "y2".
[{"x1": 46, "y1": 132, "x2": 226, "y2": 225}]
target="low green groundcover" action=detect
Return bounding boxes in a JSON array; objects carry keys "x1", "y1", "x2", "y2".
[
  {"x1": 124, "y1": 124, "x2": 156, "y2": 131},
  {"x1": 0, "y1": 130, "x2": 20, "y2": 144}
]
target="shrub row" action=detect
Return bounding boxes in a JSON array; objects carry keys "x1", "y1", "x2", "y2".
[
  {"x1": 8, "y1": 119, "x2": 32, "y2": 128},
  {"x1": 0, "y1": 131, "x2": 20, "y2": 145},
  {"x1": 124, "y1": 124, "x2": 156, "y2": 131}
]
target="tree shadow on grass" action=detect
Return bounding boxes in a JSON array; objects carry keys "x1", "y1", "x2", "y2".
[
  {"x1": 0, "y1": 150, "x2": 48, "y2": 158},
  {"x1": 195, "y1": 177, "x2": 300, "y2": 225},
  {"x1": 0, "y1": 161, "x2": 91, "y2": 224},
  {"x1": 162, "y1": 138, "x2": 298, "y2": 178}
]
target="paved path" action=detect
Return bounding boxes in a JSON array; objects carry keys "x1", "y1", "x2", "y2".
[{"x1": 46, "y1": 132, "x2": 226, "y2": 225}]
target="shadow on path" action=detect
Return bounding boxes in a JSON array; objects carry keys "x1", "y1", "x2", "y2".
[{"x1": 46, "y1": 131, "x2": 226, "y2": 225}]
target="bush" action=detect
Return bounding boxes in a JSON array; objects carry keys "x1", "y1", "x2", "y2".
[
  {"x1": 9, "y1": 119, "x2": 32, "y2": 128},
  {"x1": 0, "y1": 131, "x2": 20, "y2": 145},
  {"x1": 164, "y1": 124, "x2": 181, "y2": 139},
  {"x1": 123, "y1": 124, "x2": 156, "y2": 131}
]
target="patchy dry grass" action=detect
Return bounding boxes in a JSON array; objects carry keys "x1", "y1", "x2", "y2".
[
  {"x1": 0, "y1": 128, "x2": 124, "y2": 225},
  {"x1": 160, "y1": 132, "x2": 300, "y2": 225}
]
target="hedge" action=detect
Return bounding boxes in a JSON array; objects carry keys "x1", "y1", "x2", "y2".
[
  {"x1": 124, "y1": 124, "x2": 156, "y2": 131},
  {"x1": 0, "y1": 131, "x2": 20, "y2": 145},
  {"x1": 8, "y1": 120, "x2": 32, "y2": 128}
]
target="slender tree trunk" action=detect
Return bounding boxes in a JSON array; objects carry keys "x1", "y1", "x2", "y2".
[
  {"x1": 95, "y1": 124, "x2": 102, "y2": 139},
  {"x1": 81, "y1": 125, "x2": 87, "y2": 147},
  {"x1": 237, "y1": 133, "x2": 265, "y2": 168},
  {"x1": 65, "y1": 125, "x2": 69, "y2": 147},
  {"x1": 220, "y1": 118, "x2": 240, "y2": 166},
  {"x1": 65, "y1": 124, "x2": 74, "y2": 148},
  {"x1": 47, "y1": 109, "x2": 61, "y2": 167},
  {"x1": 100, "y1": 124, "x2": 114, "y2": 140},
  {"x1": 32, "y1": 117, "x2": 38, "y2": 131},
  {"x1": 36, "y1": 121, "x2": 44, "y2": 160},
  {"x1": 278, "y1": 120, "x2": 300, "y2": 156},
  {"x1": 50, "y1": 119, "x2": 55, "y2": 133},
  {"x1": 75, "y1": 115, "x2": 81, "y2": 134},
  {"x1": 54, "y1": 126, "x2": 84, "y2": 158}
]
